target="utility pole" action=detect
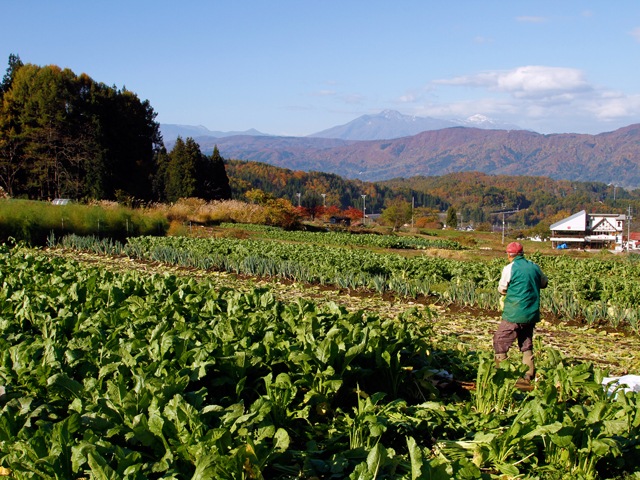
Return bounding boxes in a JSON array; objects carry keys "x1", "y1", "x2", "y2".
[
  {"x1": 490, "y1": 207, "x2": 519, "y2": 244},
  {"x1": 628, "y1": 205, "x2": 633, "y2": 251},
  {"x1": 361, "y1": 194, "x2": 366, "y2": 226},
  {"x1": 411, "y1": 196, "x2": 415, "y2": 229}
]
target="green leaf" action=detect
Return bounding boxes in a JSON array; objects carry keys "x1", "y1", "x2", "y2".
[
  {"x1": 497, "y1": 462, "x2": 520, "y2": 476},
  {"x1": 550, "y1": 426, "x2": 575, "y2": 448},
  {"x1": 366, "y1": 443, "x2": 386, "y2": 476},
  {"x1": 522, "y1": 421, "x2": 563, "y2": 440},
  {"x1": 47, "y1": 373, "x2": 83, "y2": 399},
  {"x1": 349, "y1": 462, "x2": 373, "y2": 480},
  {"x1": 87, "y1": 451, "x2": 122, "y2": 480},
  {"x1": 406, "y1": 436, "x2": 423, "y2": 480},
  {"x1": 603, "y1": 418, "x2": 630, "y2": 435},
  {"x1": 586, "y1": 401, "x2": 608, "y2": 424},
  {"x1": 130, "y1": 414, "x2": 157, "y2": 447},
  {"x1": 148, "y1": 413, "x2": 165, "y2": 439},
  {"x1": 191, "y1": 453, "x2": 219, "y2": 480},
  {"x1": 273, "y1": 428, "x2": 290, "y2": 452},
  {"x1": 589, "y1": 437, "x2": 620, "y2": 457}
]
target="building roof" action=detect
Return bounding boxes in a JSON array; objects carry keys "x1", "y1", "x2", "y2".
[
  {"x1": 591, "y1": 217, "x2": 619, "y2": 232},
  {"x1": 550, "y1": 210, "x2": 587, "y2": 231},
  {"x1": 550, "y1": 210, "x2": 627, "y2": 232}
]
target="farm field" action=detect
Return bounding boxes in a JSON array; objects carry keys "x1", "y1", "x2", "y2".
[
  {"x1": 2, "y1": 229, "x2": 640, "y2": 479},
  {"x1": 42, "y1": 246, "x2": 640, "y2": 376}
]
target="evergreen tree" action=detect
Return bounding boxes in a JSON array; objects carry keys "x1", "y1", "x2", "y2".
[
  {"x1": 445, "y1": 206, "x2": 458, "y2": 229},
  {"x1": 0, "y1": 56, "x2": 162, "y2": 201},
  {"x1": 91, "y1": 86, "x2": 161, "y2": 201},
  {"x1": 0, "y1": 53, "x2": 23, "y2": 99},
  {"x1": 2, "y1": 64, "x2": 87, "y2": 198},
  {"x1": 151, "y1": 146, "x2": 170, "y2": 201},
  {"x1": 164, "y1": 137, "x2": 197, "y2": 201},
  {"x1": 0, "y1": 55, "x2": 26, "y2": 196},
  {"x1": 154, "y1": 141, "x2": 232, "y2": 203},
  {"x1": 197, "y1": 145, "x2": 231, "y2": 200},
  {"x1": 301, "y1": 191, "x2": 323, "y2": 219}
]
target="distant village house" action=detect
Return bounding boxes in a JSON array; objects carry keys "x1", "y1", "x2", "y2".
[{"x1": 550, "y1": 210, "x2": 628, "y2": 249}]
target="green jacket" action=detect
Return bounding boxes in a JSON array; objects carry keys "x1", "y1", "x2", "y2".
[{"x1": 499, "y1": 255, "x2": 548, "y2": 324}]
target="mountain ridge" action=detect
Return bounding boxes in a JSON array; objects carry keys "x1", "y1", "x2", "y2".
[
  {"x1": 161, "y1": 110, "x2": 523, "y2": 143},
  {"x1": 160, "y1": 124, "x2": 269, "y2": 142},
  {"x1": 160, "y1": 111, "x2": 640, "y2": 189},
  {"x1": 203, "y1": 124, "x2": 640, "y2": 189},
  {"x1": 307, "y1": 110, "x2": 523, "y2": 140}
]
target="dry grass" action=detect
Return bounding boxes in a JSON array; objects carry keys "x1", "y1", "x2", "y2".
[
  {"x1": 87, "y1": 200, "x2": 121, "y2": 209},
  {"x1": 157, "y1": 198, "x2": 290, "y2": 226}
]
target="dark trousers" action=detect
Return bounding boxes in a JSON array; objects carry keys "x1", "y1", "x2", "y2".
[{"x1": 493, "y1": 320, "x2": 534, "y2": 354}]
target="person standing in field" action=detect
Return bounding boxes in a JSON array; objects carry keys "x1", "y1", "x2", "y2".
[{"x1": 493, "y1": 241, "x2": 548, "y2": 382}]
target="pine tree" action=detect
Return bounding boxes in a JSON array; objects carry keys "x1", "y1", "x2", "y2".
[
  {"x1": 0, "y1": 56, "x2": 162, "y2": 201},
  {"x1": 0, "y1": 54, "x2": 23, "y2": 99},
  {"x1": 446, "y1": 206, "x2": 458, "y2": 229},
  {"x1": 151, "y1": 146, "x2": 169, "y2": 201},
  {"x1": 195, "y1": 145, "x2": 231, "y2": 200},
  {"x1": 165, "y1": 137, "x2": 197, "y2": 201}
]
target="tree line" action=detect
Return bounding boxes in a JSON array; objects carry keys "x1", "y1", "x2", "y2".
[
  {"x1": 225, "y1": 159, "x2": 447, "y2": 214},
  {"x1": 226, "y1": 159, "x2": 640, "y2": 230},
  {"x1": 0, "y1": 55, "x2": 230, "y2": 204}
]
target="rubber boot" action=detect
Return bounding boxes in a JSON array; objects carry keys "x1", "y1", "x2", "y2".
[
  {"x1": 522, "y1": 350, "x2": 535, "y2": 381},
  {"x1": 494, "y1": 353, "x2": 507, "y2": 368}
]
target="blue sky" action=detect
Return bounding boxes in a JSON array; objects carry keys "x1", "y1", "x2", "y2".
[{"x1": 2, "y1": 1, "x2": 640, "y2": 136}]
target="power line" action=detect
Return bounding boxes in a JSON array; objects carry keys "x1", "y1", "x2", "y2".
[{"x1": 489, "y1": 208, "x2": 521, "y2": 244}]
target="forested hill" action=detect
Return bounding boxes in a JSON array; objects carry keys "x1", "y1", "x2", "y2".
[
  {"x1": 0, "y1": 56, "x2": 231, "y2": 203},
  {"x1": 207, "y1": 125, "x2": 640, "y2": 188},
  {"x1": 227, "y1": 159, "x2": 639, "y2": 227}
]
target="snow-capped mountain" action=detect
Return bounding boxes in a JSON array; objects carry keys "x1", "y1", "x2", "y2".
[
  {"x1": 458, "y1": 114, "x2": 522, "y2": 131},
  {"x1": 307, "y1": 110, "x2": 523, "y2": 140}
]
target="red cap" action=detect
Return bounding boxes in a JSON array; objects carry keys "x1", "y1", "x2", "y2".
[{"x1": 506, "y1": 242, "x2": 524, "y2": 254}]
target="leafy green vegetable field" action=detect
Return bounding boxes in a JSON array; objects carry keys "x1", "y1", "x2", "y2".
[
  {"x1": 2, "y1": 243, "x2": 640, "y2": 479},
  {"x1": 217, "y1": 223, "x2": 465, "y2": 251},
  {"x1": 59, "y1": 233, "x2": 640, "y2": 332}
]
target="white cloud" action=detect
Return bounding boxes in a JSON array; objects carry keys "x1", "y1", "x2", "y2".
[
  {"x1": 585, "y1": 91, "x2": 640, "y2": 119},
  {"x1": 398, "y1": 93, "x2": 417, "y2": 103},
  {"x1": 498, "y1": 66, "x2": 591, "y2": 98},
  {"x1": 397, "y1": 86, "x2": 430, "y2": 104},
  {"x1": 435, "y1": 66, "x2": 591, "y2": 99},
  {"x1": 420, "y1": 65, "x2": 640, "y2": 133},
  {"x1": 416, "y1": 97, "x2": 518, "y2": 120}
]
